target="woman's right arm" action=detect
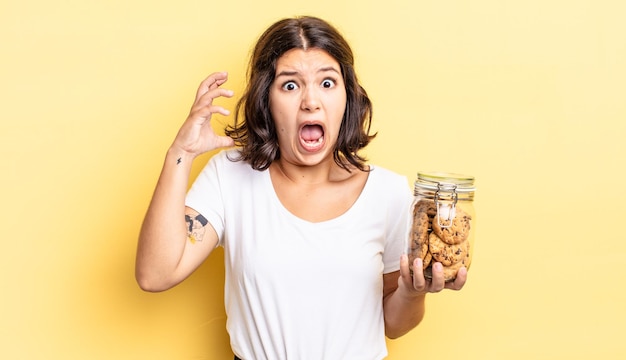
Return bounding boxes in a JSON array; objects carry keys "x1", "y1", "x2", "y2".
[{"x1": 135, "y1": 72, "x2": 234, "y2": 292}]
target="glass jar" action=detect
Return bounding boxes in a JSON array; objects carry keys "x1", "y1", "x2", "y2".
[{"x1": 407, "y1": 172, "x2": 476, "y2": 282}]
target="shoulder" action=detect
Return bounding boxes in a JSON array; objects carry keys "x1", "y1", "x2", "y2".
[
  {"x1": 193, "y1": 148, "x2": 260, "y2": 185},
  {"x1": 209, "y1": 148, "x2": 243, "y2": 165},
  {"x1": 361, "y1": 165, "x2": 412, "y2": 209},
  {"x1": 206, "y1": 148, "x2": 254, "y2": 172},
  {"x1": 368, "y1": 165, "x2": 410, "y2": 189}
]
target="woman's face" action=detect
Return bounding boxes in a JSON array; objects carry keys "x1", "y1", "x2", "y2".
[{"x1": 269, "y1": 48, "x2": 347, "y2": 167}]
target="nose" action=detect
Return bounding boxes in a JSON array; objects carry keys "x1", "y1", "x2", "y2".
[{"x1": 300, "y1": 87, "x2": 320, "y2": 112}]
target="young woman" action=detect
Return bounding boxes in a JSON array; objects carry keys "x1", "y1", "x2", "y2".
[{"x1": 136, "y1": 16, "x2": 467, "y2": 360}]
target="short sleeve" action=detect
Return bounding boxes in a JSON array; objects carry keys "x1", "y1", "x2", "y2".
[
  {"x1": 382, "y1": 174, "x2": 413, "y2": 274},
  {"x1": 185, "y1": 152, "x2": 228, "y2": 246}
]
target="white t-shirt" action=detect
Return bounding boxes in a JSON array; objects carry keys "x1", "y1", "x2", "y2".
[{"x1": 186, "y1": 149, "x2": 412, "y2": 360}]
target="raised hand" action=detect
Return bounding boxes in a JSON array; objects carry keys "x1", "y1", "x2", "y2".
[{"x1": 172, "y1": 72, "x2": 235, "y2": 157}]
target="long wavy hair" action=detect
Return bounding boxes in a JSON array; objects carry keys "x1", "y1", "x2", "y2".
[{"x1": 225, "y1": 16, "x2": 375, "y2": 171}]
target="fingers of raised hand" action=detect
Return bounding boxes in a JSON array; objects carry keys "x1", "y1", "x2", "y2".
[
  {"x1": 195, "y1": 72, "x2": 229, "y2": 101},
  {"x1": 188, "y1": 86, "x2": 234, "y2": 125},
  {"x1": 192, "y1": 87, "x2": 234, "y2": 112},
  {"x1": 190, "y1": 101, "x2": 232, "y2": 122}
]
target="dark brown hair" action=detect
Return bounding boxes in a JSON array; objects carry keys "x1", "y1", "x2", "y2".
[{"x1": 225, "y1": 16, "x2": 375, "y2": 171}]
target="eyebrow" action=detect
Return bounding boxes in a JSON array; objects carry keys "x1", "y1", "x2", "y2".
[{"x1": 275, "y1": 66, "x2": 341, "y2": 78}]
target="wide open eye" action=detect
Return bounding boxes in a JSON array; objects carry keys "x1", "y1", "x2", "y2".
[
  {"x1": 321, "y1": 78, "x2": 336, "y2": 89},
  {"x1": 282, "y1": 81, "x2": 298, "y2": 91}
]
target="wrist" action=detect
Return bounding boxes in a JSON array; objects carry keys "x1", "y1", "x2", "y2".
[{"x1": 166, "y1": 146, "x2": 196, "y2": 166}]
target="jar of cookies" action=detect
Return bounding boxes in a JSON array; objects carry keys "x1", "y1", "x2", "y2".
[{"x1": 407, "y1": 172, "x2": 475, "y2": 282}]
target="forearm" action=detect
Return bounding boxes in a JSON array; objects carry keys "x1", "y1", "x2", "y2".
[
  {"x1": 383, "y1": 285, "x2": 426, "y2": 339},
  {"x1": 135, "y1": 148, "x2": 195, "y2": 291}
]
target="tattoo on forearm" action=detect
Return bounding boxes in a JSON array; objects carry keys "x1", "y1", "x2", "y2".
[
  {"x1": 177, "y1": 157, "x2": 182, "y2": 165},
  {"x1": 184, "y1": 213, "x2": 208, "y2": 244}
]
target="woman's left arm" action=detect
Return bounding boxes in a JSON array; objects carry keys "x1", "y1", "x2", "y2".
[{"x1": 382, "y1": 255, "x2": 467, "y2": 339}]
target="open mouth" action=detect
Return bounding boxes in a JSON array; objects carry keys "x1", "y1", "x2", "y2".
[{"x1": 299, "y1": 124, "x2": 325, "y2": 151}]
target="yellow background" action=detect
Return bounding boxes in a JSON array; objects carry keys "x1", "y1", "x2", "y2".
[{"x1": 2, "y1": 0, "x2": 625, "y2": 358}]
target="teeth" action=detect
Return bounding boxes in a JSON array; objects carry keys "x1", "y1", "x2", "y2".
[{"x1": 304, "y1": 136, "x2": 323, "y2": 145}]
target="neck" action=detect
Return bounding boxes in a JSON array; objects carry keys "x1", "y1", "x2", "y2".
[{"x1": 273, "y1": 157, "x2": 349, "y2": 185}]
